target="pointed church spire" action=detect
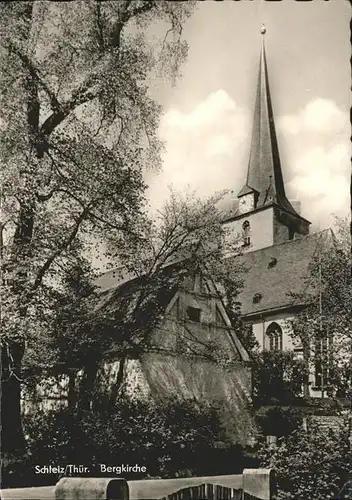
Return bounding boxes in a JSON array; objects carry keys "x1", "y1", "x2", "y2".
[{"x1": 238, "y1": 26, "x2": 299, "y2": 217}]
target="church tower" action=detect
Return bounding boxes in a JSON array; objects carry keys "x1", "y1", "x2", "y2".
[{"x1": 223, "y1": 27, "x2": 310, "y2": 252}]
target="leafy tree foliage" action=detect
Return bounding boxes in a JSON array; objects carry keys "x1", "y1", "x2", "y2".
[
  {"x1": 22, "y1": 191, "x2": 247, "y2": 416},
  {"x1": 252, "y1": 350, "x2": 309, "y2": 405},
  {"x1": 288, "y1": 217, "x2": 351, "y2": 398},
  {"x1": 258, "y1": 418, "x2": 351, "y2": 500},
  {"x1": 0, "y1": 0, "x2": 196, "y2": 455},
  {"x1": 250, "y1": 350, "x2": 308, "y2": 438},
  {"x1": 235, "y1": 323, "x2": 259, "y2": 353},
  {"x1": 3, "y1": 397, "x2": 222, "y2": 488}
]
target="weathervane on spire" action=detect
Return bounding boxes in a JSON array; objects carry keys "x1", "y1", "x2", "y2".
[{"x1": 260, "y1": 24, "x2": 266, "y2": 35}]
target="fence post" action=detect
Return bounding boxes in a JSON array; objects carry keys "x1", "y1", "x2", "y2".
[
  {"x1": 242, "y1": 468, "x2": 276, "y2": 500},
  {"x1": 54, "y1": 477, "x2": 129, "y2": 500}
]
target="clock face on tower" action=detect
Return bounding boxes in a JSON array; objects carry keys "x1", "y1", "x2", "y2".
[{"x1": 238, "y1": 194, "x2": 254, "y2": 214}]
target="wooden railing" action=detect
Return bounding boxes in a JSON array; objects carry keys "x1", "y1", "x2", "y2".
[{"x1": 0, "y1": 468, "x2": 276, "y2": 500}]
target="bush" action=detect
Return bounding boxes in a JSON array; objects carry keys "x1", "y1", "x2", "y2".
[
  {"x1": 2, "y1": 396, "x2": 256, "y2": 487},
  {"x1": 255, "y1": 406, "x2": 302, "y2": 438},
  {"x1": 258, "y1": 418, "x2": 351, "y2": 499},
  {"x1": 252, "y1": 350, "x2": 308, "y2": 405}
]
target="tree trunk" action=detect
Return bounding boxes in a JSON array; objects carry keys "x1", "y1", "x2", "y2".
[
  {"x1": 1, "y1": 340, "x2": 27, "y2": 454},
  {"x1": 109, "y1": 354, "x2": 127, "y2": 408},
  {"x1": 67, "y1": 371, "x2": 78, "y2": 411},
  {"x1": 1, "y1": 200, "x2": 36, "y2": 456},
  {"x1": 302, "y1": 337, "x2": 311, "y2": 398},
  {"x1": 2, "y1": 0, "x2": 37, "y2": 454},
  {"x1": 2, "y1": 203, "x2": 36, "y2": 456},
  {"x1": 77, "y1": 361, "x2": 99, "y2": 411}
]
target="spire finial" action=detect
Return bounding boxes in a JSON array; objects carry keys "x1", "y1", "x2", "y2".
[{"x1": 260, "y1": 24, "x2": 266, "y2": 35}]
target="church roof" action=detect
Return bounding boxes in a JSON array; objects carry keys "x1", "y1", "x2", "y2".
[
  {"x1": 239, "y1": 36, "x2": 307, "y2": 222},
  {"x1": 237, "y1": 230, "x2": 331, "y2": 317},
  {"x1": 95, "y1": 266, "x2": 136, "y2": 293},
  {"x1": 95, "y1": 230, "x2": 332, "y2": 321}
]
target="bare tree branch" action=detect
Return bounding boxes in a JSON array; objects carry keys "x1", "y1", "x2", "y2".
[
  {"x1": 32, "y1": 206, "x2": 90, "y2": 292},
  {"x1": 88, "y1": 212, "x2": 128, "y2": 232}
]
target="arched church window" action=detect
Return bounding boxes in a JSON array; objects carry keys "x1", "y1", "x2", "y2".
[
  {"x1": 242, "y1": 220, "x2": 251, "y2": 247},
  {"x1": 266, "y1": 322, "x2": 283, "y2": 351}
]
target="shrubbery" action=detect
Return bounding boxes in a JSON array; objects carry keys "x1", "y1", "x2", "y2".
[
  {"x1": 252, "y1": 350, "x2": 308, "y2": 405},
  {"x1": 258, "y1": 418, "x2": 351, "y2": 500},
  {"x1": 2, "y1": 397, "x2": 257, "y2": 488}
]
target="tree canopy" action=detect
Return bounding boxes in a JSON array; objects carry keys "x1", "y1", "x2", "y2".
[
  {"x1": 259, "y1": 418, "x2": 350, "y2": 500},
  {"x1": 21, "y1": 191, "x2": 246, "y2": 414},
  {"x1": 289, "y1": 217, "x2": 351, "y2": 398},
  {"x1": 0, "y1": 1, "x2": 249, "y2": 460},
  {"x1": 0, "y1": 0, "x2": 196, "y2": 455}
]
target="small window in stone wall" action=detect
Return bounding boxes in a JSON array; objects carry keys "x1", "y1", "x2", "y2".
[
  {"x1": 268, "y1": 257, "x2": 277, "y2": 268},
  {"x1": 253, "y1": 292, "x2": 262, "y2": 304},
  {"x1": 242, "y1": 220, "x2": 251, "y2": 247},
  {"x1": 186, "y1": 306, "x2": 201, "y2": 322}
]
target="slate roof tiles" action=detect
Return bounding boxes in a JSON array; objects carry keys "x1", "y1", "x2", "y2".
[{"x1": 236, "y1": 229, "x2": 331, "y2": 317}]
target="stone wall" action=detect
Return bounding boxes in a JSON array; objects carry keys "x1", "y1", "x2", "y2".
[
  {"x1": 22, "y1": 353, "x2": 254, "y2": 445},
  {"x1": 141, "y1": 353, "x2": 253, "y2": 445}
]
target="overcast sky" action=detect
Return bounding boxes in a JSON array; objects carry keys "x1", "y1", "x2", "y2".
[{"x1": 146, "y1": 0, "x2": 350, "y2": 229}]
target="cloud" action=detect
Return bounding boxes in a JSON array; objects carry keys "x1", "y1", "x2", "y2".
[
  {"x1": 278, "y1": 98, "x2": 349, "y2": 136},
  {"x1": 147, "y1": 90, "x2": 250, "y2": 210},
  {"x1": 278, "y1": 98, "x2": 350, "y2": 226},
  {"x1": 147, "y1": 94, "x2": 350, "y2": 228}
]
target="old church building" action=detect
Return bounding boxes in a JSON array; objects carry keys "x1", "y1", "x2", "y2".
[
  {"x1": 219, "y1": 28, "x2": 332, "y2": 398},
  {"x1": 88, "y1": 29, "x2": 331, "y2": 431}
]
